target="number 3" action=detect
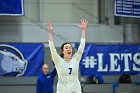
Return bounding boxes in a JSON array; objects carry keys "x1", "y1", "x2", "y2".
[{"x1": 68, "y1": 68, "x2": 72, "y2": 75}]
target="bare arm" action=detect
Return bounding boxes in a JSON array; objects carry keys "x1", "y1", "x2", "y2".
[{"x1": 48, "y1": 21, "x2": 60, "y2": 66}]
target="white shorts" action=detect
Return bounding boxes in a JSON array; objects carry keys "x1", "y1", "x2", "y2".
[{"x1": 56, "y1": 81, "x2": 82, "y2": 93}]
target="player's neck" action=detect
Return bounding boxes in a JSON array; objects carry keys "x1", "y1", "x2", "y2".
[{"x1": 64, "y1": 57, "x2": 71, "y2": 63}]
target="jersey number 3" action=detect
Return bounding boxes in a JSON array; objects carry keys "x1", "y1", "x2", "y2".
[{"x1": 68, "y1": 68, "x2": 72, "y2": 75}]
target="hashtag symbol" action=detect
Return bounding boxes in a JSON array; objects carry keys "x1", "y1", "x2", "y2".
[{"x1": 82, "y1": 56, "x2": 97, "y2": 68}]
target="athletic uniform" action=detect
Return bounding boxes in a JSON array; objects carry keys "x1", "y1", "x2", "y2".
[{"x1": 49, "y1": 38, "x2": 85, "y2": 93}]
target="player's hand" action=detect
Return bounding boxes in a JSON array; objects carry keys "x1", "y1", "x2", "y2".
[
  {"x1": 79, "y1": 19, "x2": 88, "y2": 31},
  {"x1": 48, "y1": 20, "x2": 53, "y2": 33}
]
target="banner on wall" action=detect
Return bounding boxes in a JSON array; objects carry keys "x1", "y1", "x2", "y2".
[
  {"x1": 75, "y1": 44, "x2": 140, "y2": 76},
  {"x1": 0, "y1": 0, "x2": 24, "y2": 16},
  {"x1": 0, "y1": 43, "x2": 44, "y2": 77},
  {"x1": 115, "y1": 0, "x2": 140, "y2": 18}
]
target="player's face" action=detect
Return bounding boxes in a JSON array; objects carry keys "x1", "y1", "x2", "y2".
[
  {"x1": 42, "y1": 64, "x2": 49, "y2": 75},
  {"x1": 63, "y1": 44, "x2": 73, "y2": 59}
]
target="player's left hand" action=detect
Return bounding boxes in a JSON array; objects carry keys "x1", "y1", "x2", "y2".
[{"x1": 79, "y1": 19, "x2": 88, "y2": 31}]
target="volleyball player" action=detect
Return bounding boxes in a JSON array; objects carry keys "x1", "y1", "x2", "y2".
[{"x1": 48, "y1": 19, "x2": 88, "y2": 93}]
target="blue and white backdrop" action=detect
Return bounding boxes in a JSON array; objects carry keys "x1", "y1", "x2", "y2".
[
  {"x1": 75, "y1": 44, "x2": 140, "y2": 76},
  {"x1": 0, "y1": 0, "x2": 24, "y2": 16},
  {"x1": 0, "y1": 43, "x2": 44, "y2": 77}
]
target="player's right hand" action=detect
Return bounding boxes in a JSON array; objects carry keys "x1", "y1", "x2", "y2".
[{"x1": 48, "y1": 20, "x2": 53, "y2": 33}]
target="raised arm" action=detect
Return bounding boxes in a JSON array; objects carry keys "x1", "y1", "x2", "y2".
[
  {"x1": 48, "y1": 20, "x2": 54, "y2": 42},
  {"x1": 74, "y1": 19, "x2": 88, "y2": 62},
  {"x1": 50, "y1": 67, "x2": 57, "y2": 78},
  {"x1": 48, "y1": 21, "x2": 60, "y2": 66},
  {"x1": 80, "y1": 19, "x2": 87, "y2": 39}
]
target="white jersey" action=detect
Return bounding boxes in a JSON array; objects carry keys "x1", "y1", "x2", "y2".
[{"x1": 49, "y1": 38, "x2": 85, "y2": 93}]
